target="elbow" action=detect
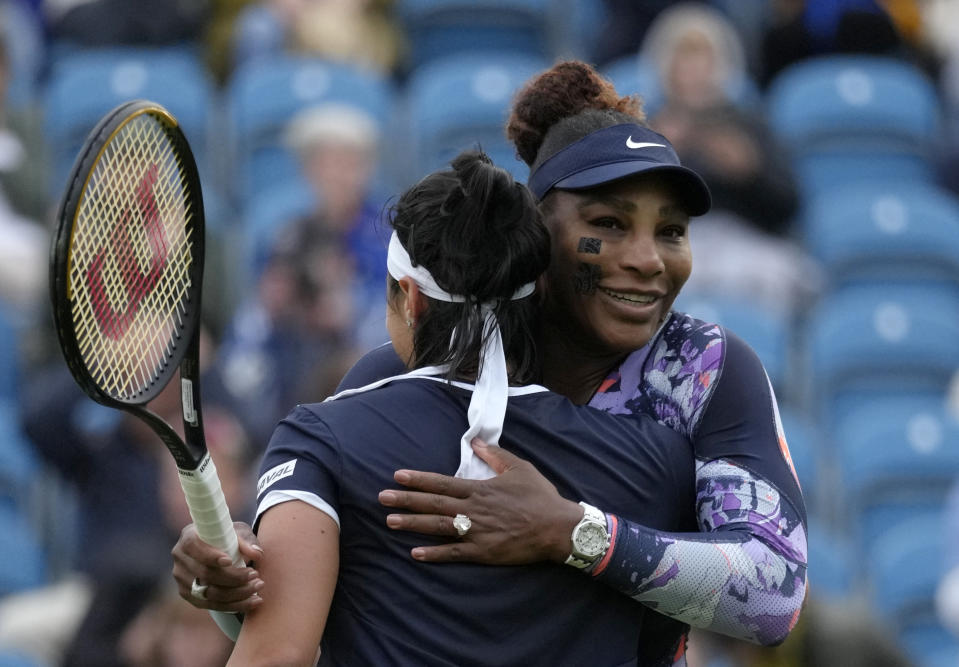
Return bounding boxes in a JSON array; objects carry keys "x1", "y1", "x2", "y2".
[{"x1": 752, "y1": 573, "x2": 808, "y2": 647}]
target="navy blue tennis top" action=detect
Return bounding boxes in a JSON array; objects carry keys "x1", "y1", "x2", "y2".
[
  {"x1": 257, "y1": 377, "x2": 693, "y2": 665},
  {"x1": 256, "y1": 311, "x2": 807, "y2": 666}
]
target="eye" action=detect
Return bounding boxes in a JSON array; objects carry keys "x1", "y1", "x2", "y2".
[
  {"x1": 660, "y1": 225, "x2": 687, "y2": 240},
  {"x1": 590, "y1": 216, "x2": 623, "y2": 230}
]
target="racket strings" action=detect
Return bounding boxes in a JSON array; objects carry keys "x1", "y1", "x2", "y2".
[{"x1": 68, "y1": 113, "x2": 196, "y2": 400}]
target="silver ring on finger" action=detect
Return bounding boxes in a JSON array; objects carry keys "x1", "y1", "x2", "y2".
[
  {"x1": 190, "y1": 578, "x2": 209, "y2": 601},
  {"x1": 452, "y1": 513, "x2": 472, "y2": 537}
]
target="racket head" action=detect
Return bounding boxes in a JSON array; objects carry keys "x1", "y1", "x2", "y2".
[{"x1": 51, "y1": 99, "x2": 206, "y2": 410}]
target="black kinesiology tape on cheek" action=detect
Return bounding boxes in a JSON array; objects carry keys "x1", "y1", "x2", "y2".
[
  {"x1": 573, "y1": 263, "x2": 601, "y2": 295},
  {"x1": 577, "y1": 237, "x2": 602, "y2": 254}
]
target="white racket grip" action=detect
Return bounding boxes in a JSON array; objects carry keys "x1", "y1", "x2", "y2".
[{"x1": 177, "y1": 453, "x2": 241, "y2": 565}]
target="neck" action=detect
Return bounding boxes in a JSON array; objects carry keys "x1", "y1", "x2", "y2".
[{"x1": 538, "y1": 331, "x2": 625, "y2": 405}]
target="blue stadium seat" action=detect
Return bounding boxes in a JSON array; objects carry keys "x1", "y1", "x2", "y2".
[
  {"x1": 921, "y1": 644, "x2": 959, "y2": 667},
  {"x1": 404, "y1": 51, "x2": 549, "y2": 184},
  {"x1": 42, "y1": 46, "x2": 217, "y2": 196},
  {"x1": 0, "y1": 650, "x2": 42, "y2": 667},
  {"x1": 396, "y1": 0, "x2": 552, "y2": 69},
  {"x1": 766, "y1": 55, "x2": 941, "y2": 195},
  {"x1": 805, "y1": 525, "x2": 857, "y2": 600},
  {"x1": 0, "y1": 403, "x2": 40, "y2": 509},
  {"x1": 800, "y1": 181, "x2": 959, "y2": 290},
  {"x1": 0, "y1": 304, "x2": 18, "y2": 409},
  {"x1": 836, "y1": 400, "x2": 959, "y2": 554},
  {"x1": 0, "y1": 0, "x2": 44, "y2": 109},
  {"x1": 803, "y1": 283, "x2": 959, "y2": 429},
  {"x1": 226, "y1": 55, "x2": 395, "y2": 204},
  {"x1": 673, "y1": 293, "x2": 790, "y2": 396},
  {"x1": 867, "y1": 513, "x2": 956, "y2": 661},
  {"x1": 0, "y1": 503, "x2": 46, "y2": 595},
  {"x1": 777, "y1": 406, "x2": 823, "y2": 516}
]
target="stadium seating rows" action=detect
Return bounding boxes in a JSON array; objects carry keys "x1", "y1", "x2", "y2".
[{"x1": 3, "y1": 6, "x2": 959, "y2": 660}]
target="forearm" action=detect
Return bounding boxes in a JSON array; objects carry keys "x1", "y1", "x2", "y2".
[{"x1": 591, "y1": 459, "x2": 807, "y2": 645}]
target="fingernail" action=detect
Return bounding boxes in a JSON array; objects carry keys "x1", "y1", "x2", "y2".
[
  {"x1": 218, "y1": 556, "x2": 233, "y2": 567},
  {"x1": 395, "y1": 470, "x2": 411, "y2": 484},
  {"x1": 411, "y1": 548, "x2": 426, "y2": 560},
  {"x1": 386, "y1": 514, "x2": 401, "y2": 528},
  {"x1": 379, "y1": 491, "x2": 397, "y2": 505},
  {"x1": 252, "y1": 579, "x2": 264, "y2": 591},
  {"x1": 247, "y1": 569, "x2": 259, "y2": 580},
  {"x1": 251, "y1": 545, "x2": 264, "y2": 554},
  {"x1": 471, "y1": 438, "x2": 487, "y2": 448}
]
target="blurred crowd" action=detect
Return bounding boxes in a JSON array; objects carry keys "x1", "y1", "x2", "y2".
[{"x1": 0, "y1": 0, "x2": 959, "y2": 666}]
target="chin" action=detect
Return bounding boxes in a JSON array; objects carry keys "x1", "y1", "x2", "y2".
[{"x1": 600, "y1": 326, "x2": 659, "y2": 355}]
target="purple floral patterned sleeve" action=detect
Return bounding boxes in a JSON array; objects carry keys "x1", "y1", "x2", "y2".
[
  {"x1": 593, "y1": 458, "x2": 806, "y2": 645},
  {"x1": 587, "y1": 312, "x2": 808, "y2": 649}
]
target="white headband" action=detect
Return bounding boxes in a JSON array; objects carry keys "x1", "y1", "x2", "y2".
[{"x1": 387, "y1": 231, "x2": 535, "y2": 480}]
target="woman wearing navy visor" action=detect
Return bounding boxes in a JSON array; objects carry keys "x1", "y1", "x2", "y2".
[{"x1": 175, "y1": 62, "x2": 806, "y2": 665}]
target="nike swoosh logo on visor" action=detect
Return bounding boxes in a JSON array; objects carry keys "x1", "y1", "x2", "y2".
[{"x1": 625, "y1": 137, "x2": 666, "y2": 149}]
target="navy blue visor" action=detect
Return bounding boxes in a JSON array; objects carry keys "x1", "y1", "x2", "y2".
[{"x1": 527, "y1": 123, "x2": 711, "y2": 216}]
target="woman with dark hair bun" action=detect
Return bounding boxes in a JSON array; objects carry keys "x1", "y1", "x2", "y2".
[
  {"x1": 176, "y1": 62, "x2": 807, "y2": 666},
  {"x1": 221, "y1": 150, "x2": 700, "y2": 665}
]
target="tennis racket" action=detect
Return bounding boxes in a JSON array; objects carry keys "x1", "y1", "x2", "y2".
[{"x1": 50, "y1": 100, "x2": 242, "y2": 635}]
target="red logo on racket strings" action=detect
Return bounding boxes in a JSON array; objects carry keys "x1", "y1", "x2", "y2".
[{"x1": 85, "y1": 164, "x2": 171, "y2": 339}]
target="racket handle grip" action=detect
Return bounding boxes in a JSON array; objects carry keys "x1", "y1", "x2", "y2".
[{"x1": 177, "y1": 453, "x2": 242, "y2": 565}]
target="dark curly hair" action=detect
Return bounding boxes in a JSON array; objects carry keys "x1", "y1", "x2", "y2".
[
  {"x1": 389, "y1": 150, "x2": 550, "y2": 384},
  {"x1": 506, "y1": 61, "x2": 647, "y2": 170}
]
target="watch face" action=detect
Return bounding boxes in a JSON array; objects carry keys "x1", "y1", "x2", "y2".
[{"x1": 575, "y1": 523, "x2": 607, "y2": 558}]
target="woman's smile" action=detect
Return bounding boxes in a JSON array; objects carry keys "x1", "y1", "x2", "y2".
[{"x1": 543, "y1": 175, "x2": 692, "y2": 356}]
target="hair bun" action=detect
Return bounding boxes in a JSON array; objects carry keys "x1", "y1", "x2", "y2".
[
  {"x1": 507, "y1": 60, "x2": 644, "y2": 166},
  {"x1": 391, "y1": 150, "x2": 548, "y2": 303},
  {"x1": 444, "y1": 150, "x2": 545, "y2": 299}
]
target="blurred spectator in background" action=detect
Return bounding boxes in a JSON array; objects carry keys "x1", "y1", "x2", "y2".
[
  {"x1": 923, "y1": 0, "x2": 959, "y2": 196},
  {"x1": 45, "y1": 0, "x2": 210, "y2": 48},
  {"x1": 19, "y1": 343, "x2": 255, "y2": 666},
  {"x1": 209, "y1": 231, "x2": 365, "y2": 450},
  {"x1": 759, "y1": 0, "x2": 932, "y2": 89},
  {"x1": 643, "y1": 2, "x2": 798, "y2": 235},
  {"x1": 0, "y1": 33, "x2": 48, "y2": 333},
  {"x1": 281, "y1": 102, "x2": 387, "y2": 300},
  {"x1": 210, "y1": 102, "x2": 384, "y2": 447},
  {"x1": 278, "y1": 101, "x2": 389, "y2": 349},
  {"x1": 61, "y1": 401, "x2": 253, "y2": 667},
  {"x1": 231, "y1": 0, "x2": 404, "y2": 76},
  {"x1": 641, "y1": 2, "x2": 820, "y2": 318},
  {"x1": 23, "y1": 371, "x2": 178, "y2": 582},
  {"x1": 591, "y1": 0, "x2": 680, "y2": 67},
  {"x1": 118, "y1": 585, "x2": 234, "y2": 667},
  {"x1": 115, "y1": 409, "x2": 252, "y2": 667},
  {"x1": 202, "y1": 0, "x2": 256, "y2": 83}
]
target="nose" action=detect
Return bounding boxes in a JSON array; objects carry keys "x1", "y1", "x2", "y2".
[{"x1": 620, "y1": 230, "x2": 665, "y2": 277}]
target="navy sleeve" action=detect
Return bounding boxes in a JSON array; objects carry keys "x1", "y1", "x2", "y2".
[
  {"x1": 254, "y1": 405, "x2": 344, "y2": 530},
  {"x1": 693, "y1": 329, "x2": 806, "y2": 525},
  {"x1": 335, "y1": 343, "x2": 406, "y2": 392}
]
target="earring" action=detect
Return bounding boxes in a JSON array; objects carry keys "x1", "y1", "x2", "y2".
[{"x1": 406, "y1": 319, "x2": 414, "y2": 328}]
